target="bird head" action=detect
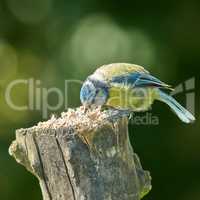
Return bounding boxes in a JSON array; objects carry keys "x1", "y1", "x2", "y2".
[{"x1": 80, "y1": 78, "x2": 108, "y2": 107}]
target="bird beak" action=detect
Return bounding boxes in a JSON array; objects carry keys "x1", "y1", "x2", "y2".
[
  {"x1": 83, "y1": 104, "x2": 101, "y2": 113},
  {"x1": 83, "y1": 105, "x2": 88, "y2": 113}
]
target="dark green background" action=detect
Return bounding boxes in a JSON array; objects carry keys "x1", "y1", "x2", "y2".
[{"x1": 0, "y1": 0, "x2": 199, "y2": 199}]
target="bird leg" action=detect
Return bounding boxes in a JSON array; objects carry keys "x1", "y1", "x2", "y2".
[{"x1": 105, "y1": 109, "x2": 131, "y2": 122}]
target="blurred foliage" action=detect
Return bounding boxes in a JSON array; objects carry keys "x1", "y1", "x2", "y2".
[{"x1": 0, "y1": 0, "x2": 199, "y2": 200}]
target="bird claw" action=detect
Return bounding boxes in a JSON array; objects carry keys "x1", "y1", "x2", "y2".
[{"x1": 105, "y1": 109, "x2": 131, "y2": 122}]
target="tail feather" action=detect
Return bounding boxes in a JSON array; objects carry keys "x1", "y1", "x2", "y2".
[{"x1": 157, "y1": 90, "x2": 195, "y2": 123}]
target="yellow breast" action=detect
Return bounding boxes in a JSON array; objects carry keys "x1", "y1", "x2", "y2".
[{"x1": 106, "y1": 85, "x2": 157, "y2": 111}]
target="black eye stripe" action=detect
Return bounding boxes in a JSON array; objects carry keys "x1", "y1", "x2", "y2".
[
  {"x1": 88, "y1": 77, "x2": 108, "y2": 89},
  {"x1": 95, "y1": 89, "x2": 100, "y2": 94}
]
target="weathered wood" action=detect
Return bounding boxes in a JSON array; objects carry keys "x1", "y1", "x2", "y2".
[{"x1": 9, "y1": 107, "x2": 151, "y2": 200}]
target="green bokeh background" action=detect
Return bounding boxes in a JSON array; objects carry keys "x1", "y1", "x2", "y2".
[{"x1": 0, "y1": 0, "x2": 199, "y2": 199}]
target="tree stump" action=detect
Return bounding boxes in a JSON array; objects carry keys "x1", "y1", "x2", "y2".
[{"x1": 9, "y1": 107, "x2": 151, "y2": 200}]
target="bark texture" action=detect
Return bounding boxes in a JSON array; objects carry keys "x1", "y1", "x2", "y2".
[{"x1": 9, "y1": 107, "x2": 151, "y2": 200}]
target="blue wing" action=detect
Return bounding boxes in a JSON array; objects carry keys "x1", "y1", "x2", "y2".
[{"x1": 111, "y1": 72, "x2": 172, "y2": 90}]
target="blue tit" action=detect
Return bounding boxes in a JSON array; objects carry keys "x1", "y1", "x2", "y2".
[{"x1": 80, "y1": 63, "x2": 195, "y2": 123}]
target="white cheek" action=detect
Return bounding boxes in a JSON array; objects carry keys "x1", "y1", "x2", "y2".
[
  {"x1": 94, "y1": 96, "x2": 106, "y2": 105},
  {"x1": 89, "y1": 73, "x2": 104, "y2": 81}
]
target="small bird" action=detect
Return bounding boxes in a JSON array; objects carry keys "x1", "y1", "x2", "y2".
[{"x1": 80, "y1": 63, "x2": 195, "y2": 123}]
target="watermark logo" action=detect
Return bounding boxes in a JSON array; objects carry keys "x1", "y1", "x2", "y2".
[
  {"x1": 3, "y1": 77, "x2": 196, "y2": 123},
  {"x1": 171, "y1": 77, "x2": 195, "y2": 115},
  {"x1": 5, "y1": 78, "x2": 83, "y2": 118},
  {"x1": 129, "y1": 112, "x2": 159, "y2": 126}
]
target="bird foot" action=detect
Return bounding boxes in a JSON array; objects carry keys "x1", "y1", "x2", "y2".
[{"x1": 105, "y1": 109, "x2": 131, "y2": 122}]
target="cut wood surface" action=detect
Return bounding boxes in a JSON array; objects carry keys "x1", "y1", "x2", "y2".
[{"x1": 9, "y1": 107, "x2": 151, "y2": 200}]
